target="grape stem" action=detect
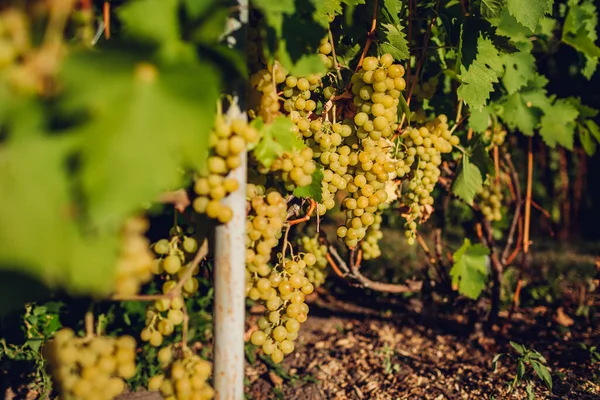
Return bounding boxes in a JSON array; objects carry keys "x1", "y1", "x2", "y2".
[
  {"x1": 326, "y1": 245, "x2": 422, "y2": 293},
  {"x1": 157, "y1": 189, "x2": 191, "y2": 213},
  {"x1": 355, "y1": 0, "x2": 379, "y2": 72},
  {"x1": 287, "y1": 199, "x2": 317, "y2": 226},
  {"x1": 328, "y1": 28, "x2": 343, "y2": 83},
  {"x1": 398, "y1": 0, "x2": 442, "y2": 132},
  {"x1": 84, "y1": 310, "x2": 94, "y2": 339},
  {"x1": 181, "y1": 302, "x2": 190, "y2": 349}
]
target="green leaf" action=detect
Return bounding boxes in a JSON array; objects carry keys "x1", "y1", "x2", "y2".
[
  {"x1": 310, "y1": 0, "x2": 343, "y2": 27},
  {"x1": 531, "y1": 360, "x2": 553, "y2": 390},
  {"x1": 181, "y1": 0, "x2": 217, "y2": 18},
  {"x1": 562, "y1": 0, "x2": 600, "y2": 79},
  {"x1": 481, "y1": 0, "x2": 505, "y2": 19},
  {"x1": 0, "y1": 136, "x2": 119, "y2": 296},
  {"x1": 470, "y1": 139, "x2": 495, "y2": 177},
  {"x1": 381, "y1": 0, "x2": 402, "y2": 24},
  {"x1": 457, "y1": 36, "x2": 503, "y2": 111},
  {"x1": 539, "y1": 99, "x2": 579, "y2": 149},
  {"x1": 450, "y1": 239, "x2": 490, "y2": 300},
  {"x1": 293, "y1": 167, "x2": 324, "y2": 202},
  {"x1": 510, "y1": 341, "x2": 527, "y2": 354},
  {"x1": 499, "y1": 76, "x2": 550, "y2": 135},
  {"x1": 251, "y1": 0, "x2": 295, "y2": 35},
  {"x1": 517, "y1": 359, "x2": 525, "y2": 379},
  {"x1": 452, "y1": 155, "x2": 484, "y2": 205},
  {"x1": 579, "y1": 125, "x2": 596, "y2": 156},
  {"x1": 288, "y1": 54, "x2": 327, "y2": 76},
  {"x1": 586, "y1": 120, "x2": 600, "y2": 142},
  {"x1": 117, "y1": 0, "x2": 180, "y2": 44},
  {"x1": 397, "y1": 92, "x2": 411, "y2": 125},
  {"x1": 506, "y1": 0, "x2": 553, "y2": 31},
  {"x1": 379, "y1": 23, "x2": 410, "y2": 61},
  {"x1": 501, "y1": 50, "x2": 536, "y2": 94},
  {"x1": 493, "y1": 8, "x2": 532, "y2": 43},
  {"x1": 61, "y1": 52, "x2": 219, "y2": 229},
  {"x1": 492, "y1": 353, "x2": 505, "y2": 371},
  {"x1": 469, "y1": 106, "x2": 491, "y2": 133},
  {"x1": 253, "y1": 116, "x2": 304, "y2": 168}
]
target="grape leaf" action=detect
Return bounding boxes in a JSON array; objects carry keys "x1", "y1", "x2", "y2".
[
  {"x1": 117, "y1": 0, "x2": 180, "y2": 44},
  {"x1": 253, "y1": 116, "x2": 305, "y2": 168},
  {"x1": 450, "y1": 239, "x2": 490, "y2": 300},
  {"x1": 506, "y1": 0, "x2": 553, "y2": 31},
  {"x1": 379, "y1": 23, "x2": 410, "y2": 61},
  {"x1": 586, "y1": 120, "x2": 600, "y2": 142},
  {"x1": 562, "y1": 0, "x2": 600, "y2": 79},
  {"x1": 469, "y1": 106, "x2": 491, "y2": 133},
  {"x1": 251, "y1": 0, "x2": 295, "y2": 35},
  {"x1": 452, "y1": 154, "x2": 484, "y2": 205},
  {"x1": 0, "y1": 136, "x2": 119, "y2": 297},
  {"x1": 480, "y1": 0, "x2": 505, "y2": 19},
  {"x1": 381, "y1": 0, "x2": 402, "y2": 24},
  {"x1": 61, "y1": 52, "x2": 219, "y2": 230},
  {"x1": 539, "y1": 99, "x2": 579, "y2": 149},
  {"x1": 578, "y1": 125, "x2": 596, "y2": 156},
  {"x1": 500, "y1": 92, "x2": 540, "y2": 135},
  {"x1": 287, "y1": 54, "x2": 327, "y2": 76},
  {"x1": 310, "y1": 0, "x2": 343, "y2": 27},
  {"x1": 457, "y1": 36, "x2": 503, "y2": 111},
  {"x1": 470, "y1": 139, "x2": 495, "y2": 178},
  {"x1": 293, "y1": 167, "x2": 324, "y2": 202},
  {"x1": 493, "y1": 8, "x2": 532, "y2": 42},
  {"x1": 499, "y1": 75, "x2": 550, "y2": 135},
  {"x1": 501, "y1": 50, "x2": 536, "y2": 94}
]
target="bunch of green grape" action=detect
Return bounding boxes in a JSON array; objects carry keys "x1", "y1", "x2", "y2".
[
  {"x1": 397, "y1": 115, "x2": 459, "y2": 244},
  {"x1": 411, "y1": 75, "x2": 439, "y2": 102},
  {"x1": 299, "y1": 235, "x2": 328, "y2": 287},
  {"x1": 140, "y1": 234, "x2": 200, "y2": 347},
  {"x1": 245, "y1": 185, "x2": 288, "y2": 285},
  {"x1": 113, "y1": 216, "x2": 154, "y2": 297},
  {"x1": 148, "y1": 346, "x2": 214, "y2": 400},
  {"x1": 333, "y1": 54, "x2": 407, "y2": 247},
  {"x1": 477, "y1": 177, "x2": 504, "y2": 222},
  {"x1": 44, "y1": 328, "x2": 137, "y2": 400},
  {"x1": 361, "y1": 212, "x2": 383, "y2": 260},
  {"x1": 249, "y1": 252, "x2": 315, "y2": 363},
  {"x1": 483, "y1": 125, "x2": 507, "y2": 150},
  {"x1": 193, "y1": 115, "x2": 259, "y2": 224},
  {"x1": 249, "y1": 63, "x2": 286, "y2": 122}
]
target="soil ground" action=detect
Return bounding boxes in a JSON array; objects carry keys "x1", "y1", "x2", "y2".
[{"x1": 245, "y1": 288, "x2": 600, "y2": 400}]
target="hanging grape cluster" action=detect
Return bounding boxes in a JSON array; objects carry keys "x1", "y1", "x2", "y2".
[
  {"x1": 249, "y1": 252, "x2": 315, "y2": 363},
  {"x1": 113, "y1": 216, "x2": 154, "y2": 297},
  {"x1": 140, "y1": 233, "x2": 200, "y2": 347},
  {"x1": 299, "y1": 235, "x2": 329, "y2": 287},
  {"x1": 483, "y1": 125, "x2": 507, "y2": 150},
  {"x1": 245, "y1": 185, "x2": 288, "y2": 283},
  {"x1": 193, "y1": 115, "x2": 259, "y2": 224},
  {"x1": 361, "y1": 213, "x2": 383, "y2": 260},
  {"x1": 477, "y1": 177, "x2": 504, "y2": 222},
  {"x1": 44, "y1": 329, "x2": 137, "y2": 400},
  {"x1": 396, "y1": 115, "x2": 459, "y2": 244},
  {"x1": 148, "y1": 346, "x2": 214, "y2": 400}
]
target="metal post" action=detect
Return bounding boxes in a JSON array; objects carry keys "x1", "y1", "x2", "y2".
[{"x1": 213, "y1": 1, "x2": 247, "y2": 399}]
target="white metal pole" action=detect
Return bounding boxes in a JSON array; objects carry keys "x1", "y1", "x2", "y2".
[{"x1": 213, "y1": 2, "x2": 247, "y2": 399}]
